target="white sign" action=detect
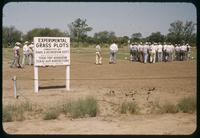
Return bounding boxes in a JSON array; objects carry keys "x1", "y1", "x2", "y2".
[{"x1": 34, "y1": 37, "x2": 70, "y2": 66}]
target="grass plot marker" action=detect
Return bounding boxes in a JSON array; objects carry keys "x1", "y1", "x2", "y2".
[{"x1": 34, "y1": 37, "x2": 70, "y2": 93}]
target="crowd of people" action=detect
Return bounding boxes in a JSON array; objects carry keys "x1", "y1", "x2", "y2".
[
  {"x1": 10, "y1": 41, "x2": 34, "y2": 68},
  {"x1": 95, "y1": 42, "x2": 192, "y2": 65},
  {"x1": 9, "y1": 40, "x2": 192, "y2": 68},
  {"x1": 128, "y1": 42, "x2": 191, "y2": 63}
]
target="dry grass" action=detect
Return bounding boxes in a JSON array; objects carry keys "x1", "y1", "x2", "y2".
[
  {"x1": 120, "y1": 101, "x2": 139, "y2": 114},
  {"x1": 3, "y1": 101, "x2": 34, "y2": 122},
  {"x1": 177, "y1": 96, "x2": 196, "y2": 113}
]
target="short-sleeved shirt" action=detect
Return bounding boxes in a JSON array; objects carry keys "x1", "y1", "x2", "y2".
[
  {"x1": 175, "y1": 46, "x2": 180, "y2": 52},
  {"x1": 13, "y1": 46, "x2": 20, "y2": 57},
  {"x1": 23, "y1": 44, "x2": 29, "y2": 55},
  {"x1": 110, "y1": 43, "x2": 118, "y2": 53},
  {"x1": 157, "y1": 44, "x2": 163, "y2": 53},
  {"x1": 96, "y1": 45, "x2": 101, "y2": 52},
  {"x1": 143, "y1": 45, "x2": 149, "y2": 53}
]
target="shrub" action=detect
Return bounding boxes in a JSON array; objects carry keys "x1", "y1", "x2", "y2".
[
  {"x1": 62, "y1": 101, "x2": 72, "y2": 115},
  {"x1": 3, "y1": 104, "x2": 25, "y2": 122},
  {"x1": 120, "y1": 101, "x2": 139, "y2": 114},
  {"x1": 3, "y1": 105, "x2": 14, "y2": 122},
  {"x1": 43, "y1": 107, "x2": 60, "y2": 120},
  {"x1": 178, "y1": 96, "x2": 196, "y2": 113},
  {"x1": 161, "y1": 102, "x2": 179, "y2": 114},
  {"x1": 69, "y1": 96, "x2": 98, "y2": 118}
]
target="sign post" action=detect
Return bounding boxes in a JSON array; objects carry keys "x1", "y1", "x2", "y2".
[
  {"x1": 66, "y1": 65, "x2": 70, "y2": 91},
  {"x1": 34, "y1": 66, "x2": 39, "y2": 93},
  {"x1": 34, "y1": 37, "x2": 70, "y2": 93}
]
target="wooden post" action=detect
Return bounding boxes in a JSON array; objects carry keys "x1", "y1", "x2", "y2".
[
  {"x1": 34, "y1": 66, "x2": 39, "y2": 93},
  {"x1": 66, "y1": 65, "x2": 70, "y2": 91},
  {"x1": 13, "y1": 76, "x2": 17, "y2": 98}
]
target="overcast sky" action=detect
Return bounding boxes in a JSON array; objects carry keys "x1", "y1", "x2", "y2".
[{"x1": 3, "y1": 2, "x2": 197, "y2": 37}]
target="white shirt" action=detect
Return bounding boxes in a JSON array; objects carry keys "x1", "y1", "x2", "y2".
[
  {"x1": 96, "y1": 45, "x2": 101, "y2": 52},
  {"x1": 170, "y1": 45, "x2": 175, "y2": 53},
  {"x1": 149, "y1": 44, "x2": 156, "y2": 53},
  {"x1": 28, "y1": 44, "x2": 34, "y2": 54},
  {"x1": 132, "y1": 44, "x2": 138, "y2": 51},
  {"x1": 157, "y1": 44, "x2": 163, "y2": 53},
  {"x1": 143, "y1": 45, "x2": 149, "y2": 53},
  {"x1": 175, "y1": 46, "x2": 180, "y2": 52},
  {"x1": 138, "y1": 44, "x2": 143, "y2": 52},
  {"x1": 180, "y1": 45, "x2": 187, "y2": 51},
  {"x1": 13, "y1": 46, "x2": 20, "y2": 56},
  {"x1": 129, "y1": 44, "x2": 133, "y2": 50},
  {"x1": 110, "y1": 43, "x2": 118, "y2": 53},
  {"x1": 163, "y1": 44, "x2": 168, "y2": 51},
  {"x1": 187, "y1": 45, "x2": 191, "y2": 52},
  {"x1": 166, "y1": 45, "x2": 171, "y2": 53},
  {"x1": 23, "y1": 44, "x2": 29, "y2": 55}
]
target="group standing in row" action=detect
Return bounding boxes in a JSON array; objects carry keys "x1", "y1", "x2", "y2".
[
  {"x1": 10, "y1": 41, "x2": 34, "y2": 68},
  {"x1": 129, "y1": 42, "x2": 191, "y2": 63}
]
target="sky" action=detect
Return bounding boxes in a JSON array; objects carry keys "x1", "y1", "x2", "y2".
[{"x1": 2, "y1": 2, "x2": 197, "y2": 37}]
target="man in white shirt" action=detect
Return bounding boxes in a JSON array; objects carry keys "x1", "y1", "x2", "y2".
[
  {"x1": 170, "y1": 44, "x2": 175, "y2": 61},
  {"x1": 138, "y1": 42, "x2": 143, "y2": 63},
  {"x1": 157, "y1": 42, "x2": 163, "y2": 62},
  {"x1": 163, "y1": 42, "x2": 168, "y2": 62},
  {"x1": 109, "y1": 42, "x2": 118, "y2": 64},
  {"x1": 167, "y1": 43, "x2": 174, "y2": 62},
  {"x1": 10, "y1": 42, "x2": 22, "y2": 68},
  {"x1": 175, "y1": 44, "x2": 180, "y2": 61},
  {"x1": 22, "y1": 41, "x2": 30, "y2": 67},
  {"x1": 95, "y1": 44, "x2": 102, "y2": 65},
  {"x1": 180, "y1": 43, "x2": 187, "y2": 61},
  {"x1": 186, "y1": 43, "x2": 191, "y2": 60},
  {"x1": 149, "y1": 43, "x2": 156, "y2": 63},
  {"x1": 165, "y1": 43, "x2": 172, "y2": 62},
  {"x1": 129, "y1": 43, "x2": 134, "y2": 61},
  {"x1": 131, "y1": 42, "x2": 138, "y2": 62},
  {"x1": 143, "y1": 42, "x2": 149, "y2": 64},
  {"x1": 28, "y1": 41, "x2": 34, "y2": 65}
]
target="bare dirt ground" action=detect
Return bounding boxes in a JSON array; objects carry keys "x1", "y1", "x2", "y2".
[{"x1": 2, "y1": 51, "x2": 197, "y2": 135}]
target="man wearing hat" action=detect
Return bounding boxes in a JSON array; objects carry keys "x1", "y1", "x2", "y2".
[
  {"x1": 95, "y1": 44, "x2": 102, "y2": 65},
  {"x1": 10, "y1": 42, "x2": 22, "y2": 68},
  {"x1": 28, "y1": 41, "x2": 34, "y2": 65},
  {"x1": 22, "y1": 41, "x2": 30, "y2": 67}
]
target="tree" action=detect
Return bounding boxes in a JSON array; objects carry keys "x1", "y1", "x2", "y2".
[
  {"x1": 3, "y1": 26, "x2": 23, "y2": 47},
  {"x1": 167, "y1": 20, "x2": 196, "y2": 44},
  {"x1": 93, "y1": 31, "x2": 110, "y2": 44},
  {"x1": 147, "y1": 32, "x2": 165, "y2": 43},
  {"x1": 24, "y1": 28, "x2": 66, "y2": 42},
  {"x1": 131, "y1": 32, "x2": 142, "y2": 42},
  {"x1": 68, "y1": 18, "x2": 92, "y2": 42},
  {"x1": 93, "y1": 31, "x2": 117, "y2": 44},
  {"x1": 117, "y1": 36, "x2": 129, "y2": 46},
  {"x1": 108, "y1": 31, "x2": 117, "y2": 43}
]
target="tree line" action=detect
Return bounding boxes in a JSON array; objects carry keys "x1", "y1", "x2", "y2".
[{"x1": 3, "y1": 18, "x2": 196, "y2": 48}]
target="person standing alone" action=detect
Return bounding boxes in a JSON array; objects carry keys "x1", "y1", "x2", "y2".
[
  {"x1": 95, "y1": 44, "x2": 102, "y2": 65},
  {"x1": 109, "y1": 42, "x2": 118, "y2": 64}
]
